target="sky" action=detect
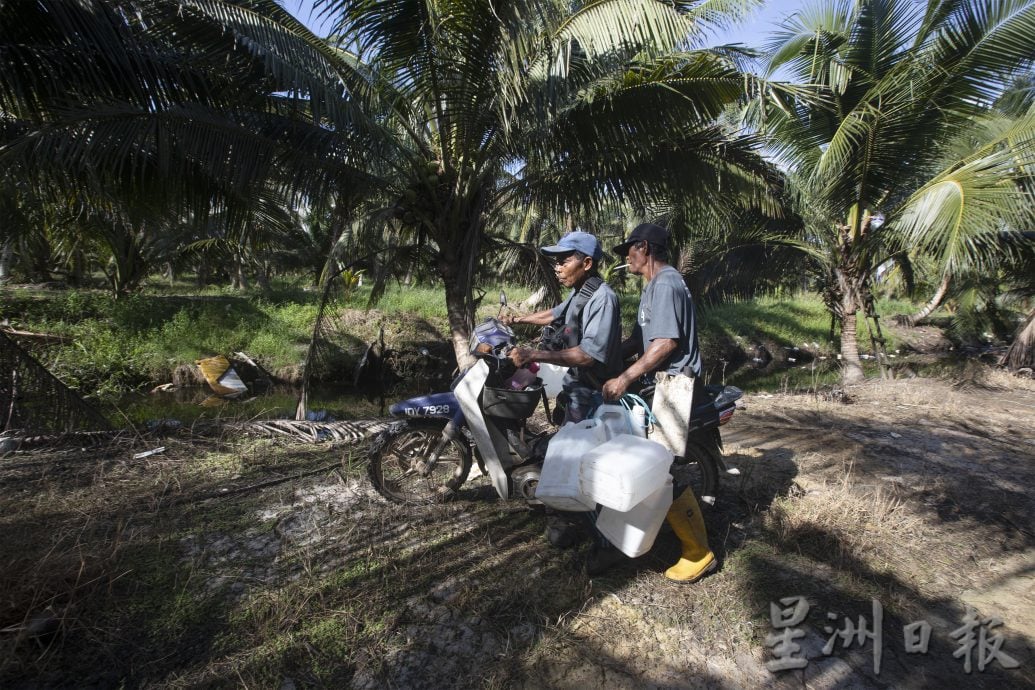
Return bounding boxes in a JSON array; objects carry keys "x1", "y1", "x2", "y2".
[
  {"x1": 283, "y1": 0, "x2": 809, "y2": 51},
  {"x1": 715, "y1": 0, "x2": 803, "y2": 48}
]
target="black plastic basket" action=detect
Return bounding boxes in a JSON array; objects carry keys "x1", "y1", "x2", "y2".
[{"x1": 481, "y1": 381, "x2": 544, "y2": 420}]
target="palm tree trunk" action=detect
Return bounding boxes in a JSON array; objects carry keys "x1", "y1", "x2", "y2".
[
  {"x1": 840, "y1": 309, "x2": 865, "y2": 383},
  {"x1": 196, "y1": 257, "x2": 210, "y2": 287},
  {"x1": 1001, "y1": 305, "x2": 1035, "y2": 372},
  {"x1": 443, "y1": 275, "x2": 475, "y2": 371},
  {"x1": 69, "y1": 250, "x2": 85, "y2": 287},
  {"x1": 519, "y1": 285, "x2": 548, "y2": 311},
  {"x1": 835, "y1": 260, "x2": 866, "y2": 383},
  {"x1": 438, "y1": 209, "x2": 489, "y2": 371},
  {"x1": 903, "y1": 274, "x2": 950, "y2": 326},
  {"x1": 257, "y1": 259, "x2": 272, "y2": 293},
  {"x1": 0, "y1": 240, "x2": 12, "y2": 284},
  {"x1": 233, "y1": 251, "x2": 248, "y2": 290}
]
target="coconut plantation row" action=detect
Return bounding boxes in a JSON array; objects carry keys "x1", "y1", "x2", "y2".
[{"x1": 1, "y1": 0, "x2": 1033, "y2": 384}]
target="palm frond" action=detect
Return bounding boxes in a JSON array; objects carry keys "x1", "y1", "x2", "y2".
[
  {"x1": 891, "y1": 113, "x2": 1035, "y2": 275},
  {"x1": 925, "y1": 0, "x2": 1035, "y2": 105}
]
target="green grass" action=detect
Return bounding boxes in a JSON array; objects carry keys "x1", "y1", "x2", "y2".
[
  {"x1": 699, "y1": 293, "x2": 916, "y2": 355},
  {"x1": 1, "y1": 281, "x2": 927, "y2": 405}
]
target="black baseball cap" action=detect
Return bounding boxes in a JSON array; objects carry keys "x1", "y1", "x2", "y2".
[{"x1": 613, "y1": 223, "x2": 670, "y2": 258}]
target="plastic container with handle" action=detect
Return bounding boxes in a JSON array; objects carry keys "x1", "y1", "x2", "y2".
[
  {"x1": 595, "y1": 476, "x2": 673, "y2": 557},
  {"x1": 534, "y1": 419, "x2": 606, "y2": 511},
  {"x1": 579, "y1": 434, "x2": 673, "y2": 511}
]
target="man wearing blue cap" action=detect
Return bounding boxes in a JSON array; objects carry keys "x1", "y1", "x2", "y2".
[
  {"x1": 505, "y1": 230, "x2": 622, "y2": 425},
  {"x1": 505, "y1": 230, "x2": 622, "y2": 548}
]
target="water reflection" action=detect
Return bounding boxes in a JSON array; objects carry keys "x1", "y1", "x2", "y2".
[{"x1": 113, "y1": 383, "x2": 398, "y2": 427}]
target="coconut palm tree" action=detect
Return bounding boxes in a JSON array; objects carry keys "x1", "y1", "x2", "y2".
[
  {"x1": 306, "y1": 0, "x2": 782, "y2": 366},
  {"x1": 0, "y1": 0, "x2": 382, "y2": 291},
  {"x1": 3, "y1": 0, "x2": 782, "y2": 366},
  {"x1": 752, "y1": 0, "x2": 1035, "y2": 382}
]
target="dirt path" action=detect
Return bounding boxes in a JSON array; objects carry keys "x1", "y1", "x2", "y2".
[
  {"x1": 2, "y1": 374, "x2": 1033, "y2": 688},
  {"x1": 714, "y1": 377, "x2": 1035, "y2": 688},
  {"x1": 520, "y1": 375, "x2": 1035, "y2": 689}
]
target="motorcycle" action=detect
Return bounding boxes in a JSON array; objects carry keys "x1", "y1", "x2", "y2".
[{"x1": 367, "y1": 303, "x2": 744, "y2": 507}]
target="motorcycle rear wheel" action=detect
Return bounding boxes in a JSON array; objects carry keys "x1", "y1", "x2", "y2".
[
  {"x1": 672, "y1": 435, "x2": 720, "y2": 506},
  {"x1": 368, "y1": 420, "x2": 472, "y2": 505}
]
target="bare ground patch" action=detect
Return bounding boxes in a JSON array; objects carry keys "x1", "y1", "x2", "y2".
[{"x1": 1, "y1": 371, "x2": 1033, "y2": 688}]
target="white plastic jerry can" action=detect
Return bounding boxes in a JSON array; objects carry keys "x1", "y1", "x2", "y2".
[
  {"x1": 536, "y1": 362, "x2": 568, "y2": 399},
  {"x1": 595, "y1": 476, "x2": 673, "y2": 557},
  {"x1": 592, "y1": 403, "x2": 646, "y2": 439},
  {"x1": 534, "y1": 419, "x2": 606, "y2": 511},
  {"x1": 579, "y1": 434, "x2": 673, "y2": 512}
]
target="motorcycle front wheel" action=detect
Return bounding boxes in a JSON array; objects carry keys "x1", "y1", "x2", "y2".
[
  {"x1": 672, "y1": 434, "x2": 721, "y2": 507},
  {"x1": 368, "y1": 420, "x2": 472, "y2": 505}
]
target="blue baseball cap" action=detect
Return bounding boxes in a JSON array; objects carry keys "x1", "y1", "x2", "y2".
[{"x1": 540, "y1": 230, "x2": 604, "y2": 263}]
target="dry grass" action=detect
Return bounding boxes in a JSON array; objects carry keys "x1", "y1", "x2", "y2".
[
  {"x1": 758, "y1": 463, "x2": 930, "y2": 618},
  {"x1": 2, "y1": 368, "x2": 1034, "y2": 688},
  {"x1": 981, "y1": 365, "x2": 1035, "y2": 391},
  {"x1": 766, "y1": 464, "x2": 923, "y2": 567}
]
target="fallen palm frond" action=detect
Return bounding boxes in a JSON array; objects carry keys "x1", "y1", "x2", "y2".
[
  {"x1": 0, "y1": 429, "x2": 133, "y2": 453},
  {"x1": 231, "y1": 419, "x2": 392, "y2": 444},
  {"x1": 1001, "y1": 307, "x2": 1035, "y2": 373},
  {"x1": 0, "y1": 331, "x2": 112, "y2": 434},
  {"x1": 0, "y1": 327, "x2": 71, "y2": 343},
  {"x1": 1, "y1": 419, "x2": 392, "y2": 456}
]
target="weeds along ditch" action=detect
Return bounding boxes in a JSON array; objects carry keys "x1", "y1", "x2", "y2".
[{"x1": 3, "y1": 283, "x2": 931, "y2": 415}]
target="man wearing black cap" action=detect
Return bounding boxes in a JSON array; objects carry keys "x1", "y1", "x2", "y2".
[
  {"x1": 606, "y1": 222, "x2": 702, "y2": 394},
  {"x1": 504, "y1": 230, "x2": 622, "y2": 425},
  {"x1": 598, "y1": 222, "x2": 716, "y2": 583}
]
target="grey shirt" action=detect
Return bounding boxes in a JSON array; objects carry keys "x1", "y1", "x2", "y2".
[
  {"x1": 632, "y1": 265, "x2": 702, "y2": 377},
  {"x1": 550, "y1": 281, "x2": 623, "y2": 388}
]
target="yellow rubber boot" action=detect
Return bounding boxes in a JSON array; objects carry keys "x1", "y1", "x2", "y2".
[{"x1": 664, "y1": 487, "x2": 717, "y2": 582}]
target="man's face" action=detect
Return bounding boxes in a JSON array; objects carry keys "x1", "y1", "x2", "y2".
[
  {"x1": 625, "y1": 241, "x2": 649, "y2": 275},
  {"x1": 553, "y1": 252, "x2": 591, "y2": 287}
]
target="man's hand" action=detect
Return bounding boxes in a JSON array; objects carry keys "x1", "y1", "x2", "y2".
[
  {"x1": 602, "y1": 373, "x2": 632, "y2": 401},
  {"x1": 604, "y1": 338, "x2": 675, "y2": 400},
  {"x1": 508, "y1": 346, "x2": 534, "y2": 368},
  {"x1": 501, "y1": 314, "x2": 519, "y2": 326}
]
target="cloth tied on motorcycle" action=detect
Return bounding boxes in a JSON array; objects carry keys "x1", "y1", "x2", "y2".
[{"x1": 650, "y1": 370, "x2": 695, "y2": 456}]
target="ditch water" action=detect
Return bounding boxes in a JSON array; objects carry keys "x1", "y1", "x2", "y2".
[
  {"x1": 112, "y1": 353, "x2": 951, "y2": 428},
  {"x1": 112, "y1": 383, "x2": 389, "y2": 427}
]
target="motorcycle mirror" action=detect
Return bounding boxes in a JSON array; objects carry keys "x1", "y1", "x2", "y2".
[{"x1": 497, "y1": 290, "x2": 508, "y2": 318}]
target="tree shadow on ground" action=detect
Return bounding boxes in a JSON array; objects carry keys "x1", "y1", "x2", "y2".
[
  {"x1": 717, "y1": 404, "x2": 1035, "y2": 688},
  {"x1": 726, "y1": 406, "x2": 1035, "y2": 551},
  {"x1": 733, "y1": 532, "x2": 1034, "y2": 688},
  {"x1": 0, "y1": 431, "x2": 798, "y2": 689},
  {"x1": 3, "y1": 403, "x2": 1032, "y2": 688}
]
